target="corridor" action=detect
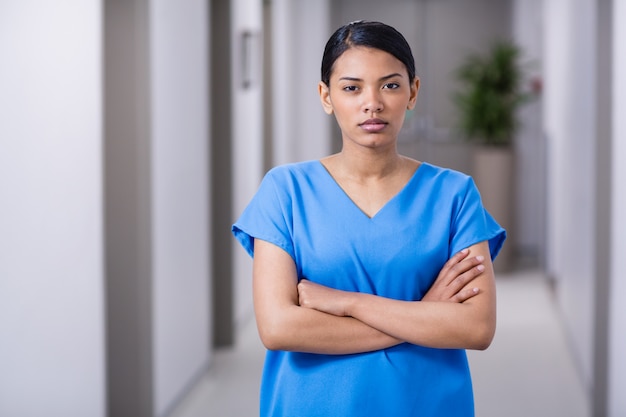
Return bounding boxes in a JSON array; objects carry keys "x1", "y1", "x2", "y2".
[{"x1": 170, "y1": 269, "x2": 590, "y2": 417}]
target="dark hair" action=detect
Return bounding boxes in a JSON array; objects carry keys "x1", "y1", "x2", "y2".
[{"x1": 321, "y1": 20, "x2": 416, "y2": 86}]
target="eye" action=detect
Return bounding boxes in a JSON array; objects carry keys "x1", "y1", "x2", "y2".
[
  {"x1": 382, "y1": 82, "x2": 400, "y2": 90},
  {"x1": 342, "y1": 85, "x2": 359, "y2": 92}
]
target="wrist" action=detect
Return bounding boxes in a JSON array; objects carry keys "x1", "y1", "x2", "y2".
[{"x1": 344, "y1": 291, "x2": 366, "y2": 318}]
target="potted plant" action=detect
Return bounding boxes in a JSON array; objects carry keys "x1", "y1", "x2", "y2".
[
  {"x1": 453, "y1": 40, "x2": 529, "y2": 272},
  {"x1": 454, "y1": 40, "x2": 528, "y2": 146}
]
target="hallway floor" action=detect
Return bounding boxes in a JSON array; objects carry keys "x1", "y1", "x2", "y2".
[{"x1": 171, "y1": 269, "x2": 590, "y2": 417}]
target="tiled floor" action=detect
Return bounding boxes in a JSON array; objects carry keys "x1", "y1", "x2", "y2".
[{"x1": 170, "y1": 269, "x2": 590, "y2": 417}]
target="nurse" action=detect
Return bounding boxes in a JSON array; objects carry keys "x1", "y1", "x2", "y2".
[{"x1": 232, "y1": 20, "x2": 506, "y2": 417}]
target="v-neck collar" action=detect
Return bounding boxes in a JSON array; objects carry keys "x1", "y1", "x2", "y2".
[{"x1": 316, "y1": 160, "x2": 425, "y2": 220}]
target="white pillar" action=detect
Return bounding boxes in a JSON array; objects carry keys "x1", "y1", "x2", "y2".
[
  {"x1": 149, "y1": 0, "x2": 212, "y2": 414},
  {"x1": 0, "y1": 2, "x2": 105, "y2": 416},
  {"x1": 609, "y1": 1, "x2": 626, "y2": 415}
]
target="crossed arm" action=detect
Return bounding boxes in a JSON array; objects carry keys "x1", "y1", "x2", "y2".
[{"x1": 252, "y1": 239, "x2": 496, "y2": 355}]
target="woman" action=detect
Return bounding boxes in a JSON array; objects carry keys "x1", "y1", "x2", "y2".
[{"x1": 232, "y1": 20, "x2": 505, "y2": 417}]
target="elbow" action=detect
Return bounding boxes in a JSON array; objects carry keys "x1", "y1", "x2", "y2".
[
  {"x1": 259, "y1": 331, "x2": 283, "y2": 351},
  {"x1": 255, "y1": 304, "x2": 304, "y2": 351},
  {"x1": 468, "y1": 320, "x2": 496, "y2": 351},
  {"x1": 471, "y1": 336, "x2": 493, "y2": 351},
  {"x1": 257, "y1": 324, "x2": 280, "y2": 351},
  {"x1": 257, "y1": 318, "x2": 291, "y2": 351}
]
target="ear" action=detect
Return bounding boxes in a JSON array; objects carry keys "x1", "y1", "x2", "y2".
[
  {"x1": 407, "y1": 77, "x2": 420, "y2": 110},
  {"x1": 318, "y1": 81, "x2": 334, "y2": 115}
]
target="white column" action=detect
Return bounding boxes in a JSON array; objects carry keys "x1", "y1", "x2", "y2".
[
  {"x1": 149, "y1": 0, "x2": 212, "y2": 414},
  {"x1": 271, "y1": 0, "x2": 332, "y2": 166},
  {"x1": 0, "y1": 2, "x2": 105, "y2": 416},
  {"x1": 231, "y1": 0, "x2": 264, "y2": 325},
  {"x1": 609, "y1": 1, "x2": 626, "y2": 415},
  {"x1": 543, "y1": 0, "x2": 596, "y2": 386}
]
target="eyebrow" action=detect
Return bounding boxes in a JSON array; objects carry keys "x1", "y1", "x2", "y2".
[{"x1": 338, "y1": 73, "x2": 404, "y2": 82}]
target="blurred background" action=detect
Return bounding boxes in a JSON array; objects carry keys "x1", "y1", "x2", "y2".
[{"x1": 0, "y1": 0, "x2": 624, "y2": 416}]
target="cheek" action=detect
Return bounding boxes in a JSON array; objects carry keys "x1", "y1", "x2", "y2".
[
  {"x1": 393, "y1": 96, "x2": 413, "y2": 112},
  {"x1": 329, "y1": 101, "x2": 352, "y2": 119}
]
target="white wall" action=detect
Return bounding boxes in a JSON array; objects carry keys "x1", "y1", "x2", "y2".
[
  {"x1": 149, "y1": 1, "x2": 211, "y2": 415},
  {"x1": 0, "y1": 2, "x2": 105, "y2": 416},
  {"x1": 271, "y1": 0, "x2": 331, "y2": 165},
  {"x1": 609, "y1": 1, "x2": 626, "y2": 414},
  {"x1": 512, "y1": 0, "x2": 546, "y2": 261},
  {"x1": 543, "y1": 0, "x2": 596, "y2": 389},
  {"x1": 291, "y1": 0, "x2": 332, "y2": 161},
  {"x1": 231, "y1": 0, "x2": 264, "y2": 326}
]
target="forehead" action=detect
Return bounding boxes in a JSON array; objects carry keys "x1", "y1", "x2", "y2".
[{"x1": 331, "y1": 46, "x2": 406, "y2": 79}]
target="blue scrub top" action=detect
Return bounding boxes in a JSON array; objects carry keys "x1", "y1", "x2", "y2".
[{"x1": 232, "y1": 160, "x2": 506, "y2": 417}]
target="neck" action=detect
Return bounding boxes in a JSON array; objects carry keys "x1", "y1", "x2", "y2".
[{"x1": 335, "y1": 145, "x2": 404, "y2": 181}]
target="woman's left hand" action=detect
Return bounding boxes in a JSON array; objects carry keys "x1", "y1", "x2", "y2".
[{"x1": 298, "y1": 279, "x2": 352, "y2": 317}]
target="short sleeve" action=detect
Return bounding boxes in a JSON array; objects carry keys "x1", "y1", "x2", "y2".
[
  {"x1": 449, "y1": 177, "x2": 506, "y2": 260},
  {"x1": 231, "y1": 168, "x2": 296, "y2": 260}
]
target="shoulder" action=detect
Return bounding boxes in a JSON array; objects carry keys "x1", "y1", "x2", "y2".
[
  {"x1": 264, "y1": 160, "x2": 322, "y2": 184},
  {"x1": 260, "y1": 160, "x2": 324, "y2": 197},
  {"x1": 419, "y1": 162, "x2": 474, "y2": 190},
  {"x1": 265, "y1": 160, "x2": 319, "y2": 177}
]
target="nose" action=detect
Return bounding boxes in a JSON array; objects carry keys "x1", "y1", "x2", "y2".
[{"x1": 363, "y1": 88, "x2": 383, "y2": 113}]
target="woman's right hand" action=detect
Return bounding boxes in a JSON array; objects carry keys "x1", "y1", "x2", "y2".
[{"x1": 422, "y1": 249, "x2": 486, "y2": 303}]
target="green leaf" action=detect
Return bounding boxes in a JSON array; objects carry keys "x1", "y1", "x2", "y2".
[{"x1": 452, "y1": 40, "x2": 531, "y2": 146}]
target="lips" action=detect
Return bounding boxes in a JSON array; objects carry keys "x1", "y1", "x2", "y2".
[{"x1": 359, "y1": 118, "x2": 388, "y2": 132}]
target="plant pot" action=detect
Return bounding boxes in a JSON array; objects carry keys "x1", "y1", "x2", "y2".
[{"x1": 472, "y1": 145, "x2": 515, "y2": 273}]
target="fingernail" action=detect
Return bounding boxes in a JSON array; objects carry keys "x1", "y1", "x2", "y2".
[
  {"x1": 477, "y1": 265, "x2": 485, "y2": 272},
  {"x1": 473, "y1": 288, "x2": 480, "y2": 293},
  {"x1": 461, "y1": 248, "x2": 469, "y2": 254},
  {"x1": 476, "y1": 255, "x2": 485, "y2": 262}
]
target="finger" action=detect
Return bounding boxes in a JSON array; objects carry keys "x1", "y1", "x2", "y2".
[
  {"x1": 297, "y1": 278, "x2": 312, "y2": 293},
  {"x1": 441, "y1": 248, "x2": 470, "y2": 273},
  {"x1": 446, "y1": 255, "x2": 485, "y2": 285},
  {"x1": 447, "y1": 263, "x2": 485, "y2": 296},
  {"x1": 435, "y1": 249, "x2": 471, "y2": 286},
  {"x1": 297, "y1": 281, "x2": 308, "y2": 306},
  {"x1": 452, "y1": 287, "x2": 480, "y2": 303}
]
